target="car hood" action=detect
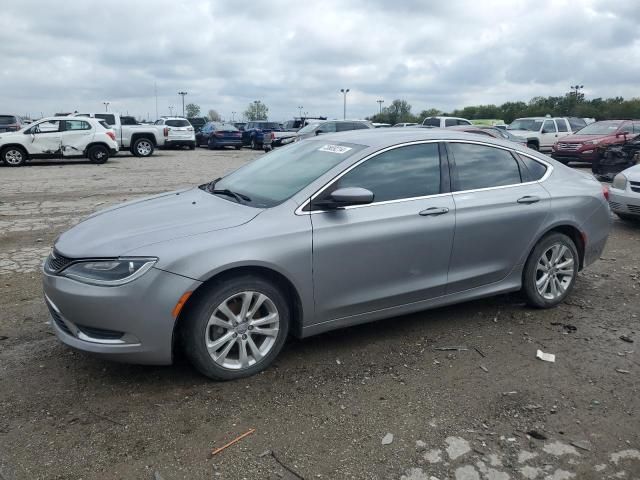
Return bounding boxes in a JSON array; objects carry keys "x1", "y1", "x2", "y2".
[
  {"x1": 557, "y1": 134, "x2": 615, "y2": 143},
  {"x1": 55, "y1": 188, "x2": 262, "y2": 258},
  {"x1": 621, "y1": 164, "x2": 640, "y2": 181},
  {"x1": 0, "y1": 131, "x2": 24, "y2": 141},
  {"x1": 506, "y1": 129, "x2": 538, "y2": 137}
]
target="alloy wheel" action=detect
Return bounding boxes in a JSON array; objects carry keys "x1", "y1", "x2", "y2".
[
  {"x1": 4, "y1": 149, "x2": 23, "y2": 165},
  {"x1": 205, "y1": 291, "x2": 279, "y2": 370},
  {"x1": 535, "y1": 243, "x2": 575, "y2": 300},
  {"x1": 136, "y1": 140, "x2": 152, "y2": 156}
]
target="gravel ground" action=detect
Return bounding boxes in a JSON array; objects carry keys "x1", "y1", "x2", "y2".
[{"x1": 0, "y1": 148, "x2": 639, "y2": 480}]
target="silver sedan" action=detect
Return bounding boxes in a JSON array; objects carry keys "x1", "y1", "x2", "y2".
[
  {"x1": 609, "y1": 164, "x2": 640, "y2": 221},
  {"x1": 43, "y1": 129, "x2": 612, "y2": 380}
]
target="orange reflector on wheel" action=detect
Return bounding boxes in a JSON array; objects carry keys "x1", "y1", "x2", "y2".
[{"x1": 172, "y1": 291, "x2": 193, "y2": 318}]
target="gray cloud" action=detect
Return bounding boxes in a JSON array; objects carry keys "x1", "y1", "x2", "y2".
[{"x1": 0, "y1": 0, "x2": 638, "y2": 121}]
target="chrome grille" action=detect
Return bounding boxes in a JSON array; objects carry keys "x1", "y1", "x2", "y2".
[
  {"x1": 609, "y1": 201, "x2": 623, "y2": 210},
  {"x1": 556, "y1": 143, "x2": 581, "y2": 151},
  {"x1": 46, "y1": 251, "x2": 73, "y2": 273},
  {"x1": 630, "y1": 181, "x2": 640, "y2": 194}
]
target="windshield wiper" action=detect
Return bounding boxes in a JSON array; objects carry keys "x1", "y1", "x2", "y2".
[{"x1": 211, "y1": 189, "x2": 251, "y2": 203}]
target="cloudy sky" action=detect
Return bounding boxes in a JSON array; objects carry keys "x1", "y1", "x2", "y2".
[{"x1": 1, "y1": 0, "x2": 638, "y2": 121}]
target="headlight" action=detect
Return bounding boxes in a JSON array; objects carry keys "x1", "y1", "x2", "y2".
[
  {"x1": 61, "y1": 258, "x2": 157, "y2": 286},
  {"x1": 584, "y1": 140, "x2": 600, "y2": 146},
  {"x1": 612, "y1": 174, "x2": 628, "y2": 190}
]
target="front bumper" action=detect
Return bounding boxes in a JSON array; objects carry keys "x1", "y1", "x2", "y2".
[
  {"x1": 42, "y1": 267, "x2": 200, "y2": 365},
  {"x1": 551, "y1": 149, "x2": 598, "y2": 163},
  {"x1": 609, "y1": 187, "x2": 640, "y2": 217}
]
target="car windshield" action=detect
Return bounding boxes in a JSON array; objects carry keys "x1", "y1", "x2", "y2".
[
  {"x1": 166, "y1": 119, "x2": 190, "y2": 127},
  {"x1": 508, "y1": 119, "x2": 543, "y2": 131},
  {"x1": 209, "y1": 140, "x2": 367, "y2": 208},
  {"x1": 0, "y1": 115, "x2": 17, "y2": 125},
  {"x1": 575, "y1": 121, "x2": 624, "y2": 135},
  {"x1": 297, "y1": 122, "x2": 322, "y2": 134}
]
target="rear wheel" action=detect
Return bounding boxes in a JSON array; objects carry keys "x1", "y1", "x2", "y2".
[
  {"x1": 131, "y1": 138, "x2": 154, "y2": 157},
  {"x1": 87, "y1": 145, "x2": 109, "y2": 164},
  {"x1": 235, "y1": 146, "x2": 242, "y2": 150},
  {"x1": 1, "y1": 146, "x2": 27, "y2": 167},
  {"x1": 182, "y1": 275, "x2": 290, "y2": 380},
  {"x1": 251, "y1": 138, "x2": 260, "y2": 150},
  {"x1": 522, "y1": 233, "x2": 579, "y2": 308}
]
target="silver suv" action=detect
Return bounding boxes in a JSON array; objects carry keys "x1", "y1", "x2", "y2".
[{"x1": 296, "y1": 120, "x2": 373, "y2": 140}]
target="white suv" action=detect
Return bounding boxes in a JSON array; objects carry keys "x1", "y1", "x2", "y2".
[
  {"x1": 0, "y1": 117, "x2": 119, "y2": 167},
  {"x1": 507, "y1": 117, "x2": 579, "y2": 151},
  {"x1": 154, "y1": 117, "x2": 196, "y2": 149},
  {"x1": 422, "y1": 116, "x2": 472, "y2": 128}
]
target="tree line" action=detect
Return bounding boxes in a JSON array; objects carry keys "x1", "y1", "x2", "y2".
[{"x1": 368, "y1": 94, "x2": 640, "y2": 125}]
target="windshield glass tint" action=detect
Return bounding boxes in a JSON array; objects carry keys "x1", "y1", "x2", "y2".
[
  {"x1": 166, "y1": 119, "x2": 190, "y2": 127},
  {"x1": 213, "y1": 141, "x2": 367, "y2": 208},
  {"x1": 508, "y1": 119, "x2": 543, "y2": 131},
  {"x1": 575, "y1": 121, "x2": 624, "y2": 135}
]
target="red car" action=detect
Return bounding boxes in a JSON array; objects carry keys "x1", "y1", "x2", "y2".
[{"x1": 551, "y1": 120, "x2": 640, "y2": 165}]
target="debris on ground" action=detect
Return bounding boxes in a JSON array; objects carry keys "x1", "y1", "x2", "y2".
[
  {"x1": 526, "y1": 430, "x2": 548, "y2": 440},
  {"x1": 474, "y1": 347, "x2": 486, "y2": 358},
  {"x1": 434, "y1": 346, "x2": 468, "y2": 351},
  {"x1": 619, "y1": 335, "x2": 634, "y2": 343},
  {"x1": 502, "y1": 391, "x2": 518, "y2": 396},
  {"x1": 551, "y1": 322, "x2": 577, "y2": 333},
  {"x1": 0, "y1": 335, "x2": 8, "y2": 341},
  {"x1": 153, "y1": 472, "x2": 165, "y2": 480},
  {"x1": 536, "y1": 350, "x2": 556, "y2": 363},
  {"x1": 211, "y1": 428, "x2": 255, "y2": 456},
  {"x1": 570, "y1": 440, "x2": 592, "y2": 452},
  {"x1": 382, "y1": 433, "x2": 394, "y2": 445},
  {"x1": 615, "y1": 368, "x2": 630, "y2": 374},
  {"x1": 479, "y1": 365, "x2": 489, "y2": 373}
]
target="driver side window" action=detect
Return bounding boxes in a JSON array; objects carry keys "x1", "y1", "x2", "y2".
[
  {"x1": 318, "y1": 122, "x2": 336, "y2": 134},
  {"x1": 542, "y1": 120, "x2": 556, "y2": 133},
  {"x1": 31, "y1": 120, "x2": 60, "y2": 134}
]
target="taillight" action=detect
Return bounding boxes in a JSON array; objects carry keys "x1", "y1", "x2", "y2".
[
  {"x1": 187, "y1": 127, "x2": 194, "y2": 131},
  {"x1": 602, "y1": 185, "x2": 609, "y2": 201},
  {"x1": 106, "y1": 131, "x2": 116, "y2": 141},
  {"x1": 214, "y1": 131, "x2": 224, "y2": 137},
  {"x1": 163, "y1": 127, "x2": 169, "y2": 137}
]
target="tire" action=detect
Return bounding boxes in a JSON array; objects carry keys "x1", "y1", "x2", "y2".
[
  {"x1": 235, "y1": 146, "x2": 242, "y2": 150},
  {"x1": 1, "y1": 146, "x2": 27, "y2": 167},
  {"x1": 87, "y1": 145, "x2": 109, "y2": 164},
  {"x1": 522, "y1": 233, "x2": 579, "y2": 308},
  {"x1": 131, "y1": 138, "x2": 154, "y2": 157},
  {"x1": 616, "y1": 213, "x2": 639, "y2": 222},
  {"x1": 182, "y1": 275, "x2": 290, "y2": 380},
  {"x1": 208, "y1": 140, "x2": 217, "y2": 150},
  {"x1": 188, "y1": 143, "x2": 196, "y2": 150},
  {"x1": 251, "y1": 138, "x2": 260, "y2": 150},
  {"x1": 528, "y1": 142, "x2": 539, "y2": 151}
]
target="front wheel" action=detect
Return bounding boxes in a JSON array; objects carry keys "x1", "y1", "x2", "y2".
[
  {"x1": 1, "y1": 146, "x2": 27, "y2": 166},
  {"x1": 182, "y1": 275, "x2": 290, "y2": 380},
  {"x1": 528, "y1": 142, "x2": 539, "y2": 151},
  {"x1": 131, "y1": 138, "x2": 154, "y2": 157},
  {"x1": 522, "y1": 233, "x2": 579, "y2": 308}
]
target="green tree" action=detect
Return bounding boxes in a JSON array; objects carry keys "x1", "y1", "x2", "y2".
[
  {"x1": 185, "y1": 103, "x2": 201, "y2": 117},
  {"x1": 244, "y1": 101, "x2": 269, "y2": 121},
  {"x1": 416, "y1": 108, "x2": 442, "y2": 121}
]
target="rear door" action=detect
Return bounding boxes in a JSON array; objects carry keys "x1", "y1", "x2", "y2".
[
  {"x1": 311, "y1": 142, "x2": 456, "y2": 321},
  {"x1": 60, "y1": 119, "x2": 94, "y2": 156},
  {"x1": 445, "y1": 141, "x2": 550, "y2": 293},
  {"x1": 26, "y1": 120, "x2": 62, "y2": 156}
]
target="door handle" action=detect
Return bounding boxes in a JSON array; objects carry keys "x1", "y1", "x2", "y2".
[
  {"x1": 419, "y1": 207, "x2": 449, "y2": 216},
  {"x1": 517, "y1": 195, "x2": 540, "y2": 204}
]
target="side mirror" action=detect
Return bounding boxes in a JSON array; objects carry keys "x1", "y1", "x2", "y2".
[
  {"x1": 541, "y1": 129, "x2": 548, "y2": 134},
  {"x1": 618, "y1": 131, "x2": 630, "y2": 137},
  {"x1": 315, "y1": 130, "x2": 323, "y2": 135},
  {"x1": 313, "y1": 187, "x2": 374, "y2": 209}
]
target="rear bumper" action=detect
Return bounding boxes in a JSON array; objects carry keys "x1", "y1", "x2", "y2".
[
  {"x1": 210, "y1": 139, "x2": 243, "y2": 147},
  {"x1": 165, "y1": 140, "x2": 196, "y2": 147}
]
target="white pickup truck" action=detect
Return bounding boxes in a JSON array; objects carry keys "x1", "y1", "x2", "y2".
[{"x1": 75, "y1": 113, "x2": 168, "y2": 157}]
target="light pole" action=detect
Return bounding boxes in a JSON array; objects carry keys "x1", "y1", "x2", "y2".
[
  {"x1": 298, "y1": 106, "x2": 304, "y2": 118},
  {"x1": 340, "y1": 89, "x2": 350, "y2": 120},
  {"x1": 178, "y1": 91, "x2": 188, "y2": 116},
  {"x1": 231, "y1": 111, "x2": 236, "y2": 122},
  {"x1": 570, "y1": 84, "x2": 584, "y2": 100},
  {"x1": 377, "y1": 99, "x2": 384, "y2": 114},
  {"x1": 168, "y1": 105, "x2": 174, "y2": 116},
  {"x1": 103, "y1": 101, "x2": 110, "y2": 112}
]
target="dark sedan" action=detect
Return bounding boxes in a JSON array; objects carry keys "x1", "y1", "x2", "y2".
[{"x1": 196, "y1": 122, "x2": 243, "y2": 150}]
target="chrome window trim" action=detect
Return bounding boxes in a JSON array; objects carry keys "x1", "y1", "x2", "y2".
[{"x1": 294, "y1": 139, "x2": 554, "y2": 215}]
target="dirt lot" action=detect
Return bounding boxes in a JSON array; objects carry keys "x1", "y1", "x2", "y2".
[{"x1": 0, "y1": 148, "x2": 639, "y2": 480}]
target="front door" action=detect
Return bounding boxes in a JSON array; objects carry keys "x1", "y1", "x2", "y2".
[
  {"x1": 26, "y1": 120, "x2": 62, "y2": 157},
  {"x1": 540, "y1": 119, "x2": 558, "y2": 150},
  {"x1": 445, "y1": 141, "x2": 550, "y2": 293},
  {"x1": 311, "y1": 142, "x2": 455, "y2": 321}
]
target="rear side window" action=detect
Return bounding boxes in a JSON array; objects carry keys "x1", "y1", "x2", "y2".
[
  {"x1": 337, "y1": 122, "x2": 355, "y2": 132},
  {"x1": 64, "y1": 120, "x2": 91, "y2": 131},
  {"x1": 445, "y1": 118, "x2": 457, "y2": 127},
  {"x1": 457, "y1": 119, "x2": 472, "y2": 125},
  {"x1": 318, "y1": 122, "x2": 337, "y2": 133},
  {"x1": 517, "y1": 154, "x2": 548, "y2": 181},
  {"x1": 98, "y1": 121, "x2": 111, "y2": 130},
  {"x1": 166, "y1": 119, "x2": 190, "y2": 127},
  {"x1": 329, "y1": 143, "x2": 441, "y2": 202},
  {"x1": 449, "y1": 142, "x2": 522, "y2": 191},
  {"x1": 568, "y1": 118, "x2": 586, "y2": 131},
  {"x1": 556, "y1": 120, "x2": 568, "y2": 132},
  {"x1": 352, "y1": 122, "x2": 369, "y2": 130},
  {"x1": 423, "y1": 117, "x2": 440, "y2": 127},
  {"x1": 95, "y1": 114, "x2": 116, "y2": 125},
  {"x1": 0, "y1": 115, "x2": 17, "y2": 125}
]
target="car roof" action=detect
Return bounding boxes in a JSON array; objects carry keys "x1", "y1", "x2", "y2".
[
  {"x1": 38, "y1": 116, "x2": 101, "y2": 122},
  {"x1": 311, "y1": 127, "x2": 529, "y2": 151}
]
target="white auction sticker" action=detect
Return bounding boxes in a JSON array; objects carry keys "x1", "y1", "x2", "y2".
[{"x1": 318, "y1": 144, "x2": 352, "y2": 154}]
